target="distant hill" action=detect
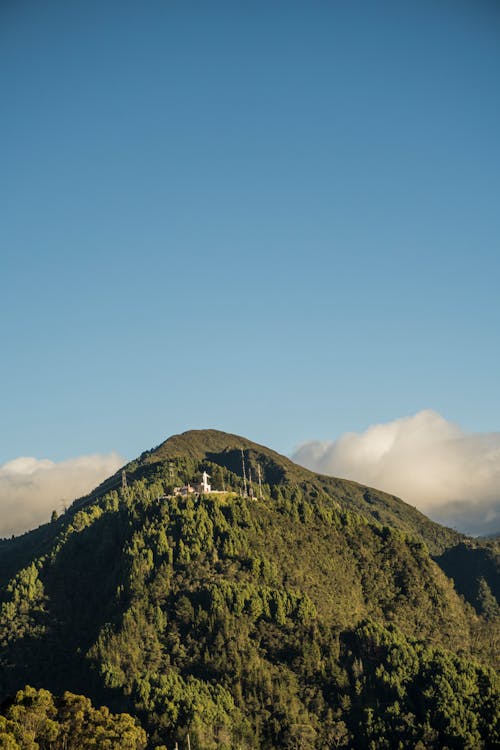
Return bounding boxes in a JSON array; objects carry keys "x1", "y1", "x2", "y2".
[
  {"x1": 0, "y1": 429, "x2": 498, "y2": 749},
  {"x1": 82, "y1": 428, "x2": 464, "y2": 554}
]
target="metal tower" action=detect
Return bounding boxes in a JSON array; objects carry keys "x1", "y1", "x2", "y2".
[{"x1": 241, "y1": 449, "x2": 248, "y2": 497}]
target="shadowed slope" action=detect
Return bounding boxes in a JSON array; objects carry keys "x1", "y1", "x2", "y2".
[{"x1": 0, "y1": 429, "x2": 498, "y2": 749}]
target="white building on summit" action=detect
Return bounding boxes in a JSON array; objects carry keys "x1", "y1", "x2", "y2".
[
  {"x1": 176, "y1": 471, "x2": 211, "y2": 496},
  {"x1": 199, "y1": 471, "x2": 211, "y2": 493}
]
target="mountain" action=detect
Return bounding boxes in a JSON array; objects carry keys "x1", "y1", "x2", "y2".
[
  {"x1": 0, "y1": 429, "x2": 498, "y2": 749},
  {"x1": 83, "y1": 429, "x2": 464, "y2": 554}
]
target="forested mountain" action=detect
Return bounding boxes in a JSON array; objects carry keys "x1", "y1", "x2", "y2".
[{"x1": 0, "y1": 429, "x2": 498, "y2": 749}]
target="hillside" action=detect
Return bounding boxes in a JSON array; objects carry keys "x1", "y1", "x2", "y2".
[
  {"x1": 80, "y1": 429, "x2": 463, "y2": 555},
  {"x1": 0, "y1": 429, "x2": 498, "y2": 749}
]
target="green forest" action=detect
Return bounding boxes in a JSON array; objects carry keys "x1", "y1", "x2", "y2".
[{"x1": 0, "y1": 430, "x2": 498, "y2": 749}]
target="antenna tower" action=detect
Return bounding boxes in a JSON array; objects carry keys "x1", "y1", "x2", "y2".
[
  {"x1": 248, "y1": 468, "x2": 254, "y2": 497},
  {"x1": 257, "y1": 464, "x2": 263, "y2": 499},
  {"x1": 241, "y1": 449, "x2": 248, "y2": 497}
]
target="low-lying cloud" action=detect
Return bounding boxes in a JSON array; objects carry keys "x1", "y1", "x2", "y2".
[
  {"x1": 0, "y1": 452, "x2": 124, "y2": 538},
  {"x1": 293, "y1": 410, "x2": 500, "y2": 536}
]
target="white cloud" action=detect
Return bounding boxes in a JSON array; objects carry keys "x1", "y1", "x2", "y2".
[
  {"x1": 293, "y1": 410, "x2": 500, "y2": 536},
  {"x1": 0, "y1": 452, "x2": 124, "y2": 538}
]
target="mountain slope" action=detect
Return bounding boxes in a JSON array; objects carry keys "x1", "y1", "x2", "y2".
[
  {"x1": 0, "y1": 429, "x2": 498, "y2": 749},
  {"x1": 80, "y1": 429, "x2": 463, "y2": 555}
]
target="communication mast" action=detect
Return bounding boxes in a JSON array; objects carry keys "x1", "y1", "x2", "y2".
[
  {"x1": 257, "y1": 464, "x2": 263, "y2": 499},
  {"x1": 248, "y1": 468, "x2": 254, "y2": 497},
  {"x1": 241, "y1": 449, "x2": 248, "y2": 497}
]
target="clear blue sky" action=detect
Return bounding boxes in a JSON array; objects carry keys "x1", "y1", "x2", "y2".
[{"x1": 1, "y1": 0, "x2": 499, "y2": 463}]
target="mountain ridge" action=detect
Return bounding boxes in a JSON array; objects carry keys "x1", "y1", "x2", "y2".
[
  {"x1": 71, "y1": 428, "x2": 463, "y2": 555},
  {"x1": 0, "y1": 428, "x2": 498, "y2": 748}
]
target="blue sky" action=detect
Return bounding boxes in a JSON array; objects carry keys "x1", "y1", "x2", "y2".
[{"x1": 1, "y1": 0, "x2": 499, "y2": 465}]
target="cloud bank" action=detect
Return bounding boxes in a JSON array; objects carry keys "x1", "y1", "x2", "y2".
[
  {"x1": 293, "y1": 410, "x2": 500, "y2": 536},
  {"x1": 0, "y1": 452, "x2": 124, "y2": 538}
]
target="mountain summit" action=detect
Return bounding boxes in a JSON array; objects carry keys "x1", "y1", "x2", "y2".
[
  {"x1": 86, "y1": 429, "x2": 463, "y2": 554},
  {"x1": 0, "y1": 429, "x2": 498, "y2": 749}
]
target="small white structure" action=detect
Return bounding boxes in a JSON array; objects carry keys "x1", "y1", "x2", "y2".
[
  {"x1": 200, "y1": 471, "x2": 211, "y2": 493},
  {"x1": 175, "y1": 471, "x2": 211, "y2": 496},
  {"x1": 176, "y1": 484, "x2": 195, "y2": 496}
]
